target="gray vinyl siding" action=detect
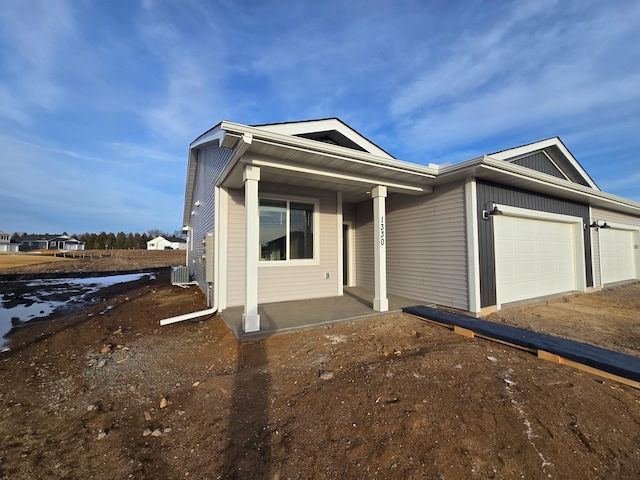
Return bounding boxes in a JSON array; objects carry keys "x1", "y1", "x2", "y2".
[
  {"x1": 511, "y1": 152, "x2": 565, "y2": 179},
  {"x1": 225, "y1": 183, "x2": 339, "y2": 307},
  {"x1": 387, "y1": 182, "x2": 468, "y2": 309},
  {"x1": 189, "y1": 146, "x2": 235, "y2": 298},
  {"x1": 591, "y1": 207, "x2": 640, "y2": 229},
  {"x1": 343, "y1": 203, "x2": 355, "y2": 224},
  {"x1": 354, "y1": 182, "x2": 468, "y2": 310},
  {"x1": 226, "y1": 188, "x2": 246, "y2": 307},
  {"x1": 591, "y1": 207, "x2": 640, "y2": 287},
  {"x1": 355, "y1": 201, "x2": 374, "y2": 289},
  {"x1": 477, "y1": 180, "x2": 593, "y2": 308}
]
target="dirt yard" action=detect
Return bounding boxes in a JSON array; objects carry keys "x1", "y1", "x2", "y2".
[
  {"x1": 1, "y1": 255, "x2": 639, "y2": 479},
  {"x1": 0, "y1": 249, "x2": 186, "y2": 275}
]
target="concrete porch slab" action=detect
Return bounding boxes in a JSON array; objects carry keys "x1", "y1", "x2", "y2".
[{"x1": 220, "y1": 287, "x2": 423, "y2": 341}]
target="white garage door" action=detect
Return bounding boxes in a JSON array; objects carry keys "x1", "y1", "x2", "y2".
[
  {"x1": 494, "y1": 216, "x2": 577, "y2": 305},
  {"x1": 600, "y1": 228, "x2": 635, "y2": 284}
]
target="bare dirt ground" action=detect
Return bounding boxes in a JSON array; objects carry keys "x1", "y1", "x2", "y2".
[
  {"x1": 1, "y1": 254, "x2": 639, "y2": 479},
  {"x1": 0, "y1": 249, "x2": 186, "y2": 275},
  {"x1": 486, "y1": 284, "x2": 640, "y2": 358}
]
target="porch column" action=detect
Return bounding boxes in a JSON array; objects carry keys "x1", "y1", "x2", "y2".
[
  {"x1": 243, "y1": 164, "x2": 260, "y2": 332},
  {"x1": 372, "y1": 186, "x2": 388, "y2": 312}
]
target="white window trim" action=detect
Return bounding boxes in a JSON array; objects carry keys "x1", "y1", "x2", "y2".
[{"x1": 259, "y1": 194, "x2": 320, "y2": 267}]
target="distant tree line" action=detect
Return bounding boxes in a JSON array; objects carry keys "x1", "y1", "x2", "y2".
[{"x1": 10, "y1": 229, "x2": 184, "y2": 250}]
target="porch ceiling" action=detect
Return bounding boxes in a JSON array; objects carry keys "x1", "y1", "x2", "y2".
[{"x1": 219, "y1": 137, "x2": 435, "y2": 203}]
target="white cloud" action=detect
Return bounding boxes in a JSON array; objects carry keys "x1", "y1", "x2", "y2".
[
  {"x1": 388, "y1": 0, "x2": 640, "y2": 160},
  {"x1": 0, "y1": 0, "x2": 76, "y2": 114}
]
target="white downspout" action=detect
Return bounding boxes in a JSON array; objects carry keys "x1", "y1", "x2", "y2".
[
  {"x1": 161, "y1": 134, "x2": 252, "y2": 327},
  {"x1": 160, "y1": 306, "x2": 217, "y2": 326}
]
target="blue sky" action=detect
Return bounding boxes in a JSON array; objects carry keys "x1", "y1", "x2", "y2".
[{"x1": 1, "y1": 0, "x2": 639, "y2": 235}]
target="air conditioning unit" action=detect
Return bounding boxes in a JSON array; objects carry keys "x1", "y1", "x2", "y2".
[{"x1": 171, "y1": 265, "x2": 190, "y2": 285}]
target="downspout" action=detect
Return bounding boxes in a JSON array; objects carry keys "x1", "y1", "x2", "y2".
[
  {"x1": 160, "y1": 306, "x2": 217, "y2": 326},
  {"x1": 160, "y1": 133, "x2": 253, "y2": 327}
]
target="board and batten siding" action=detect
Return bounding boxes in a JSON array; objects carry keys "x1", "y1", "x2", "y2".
[
  {"x1": 477, "y1": 180, "x2": 593, "y2": 308},
  {"x1": 225, "y1": 183, "x2": 339, "y2": 308},
  {"x1": 355, "y1": 182, "x2": 468, "y2": 311},
  {"x1": 511, "y1": 151, "x2": 565, "y2": 179},
  {"x1": 189, "y1": 146, "x2": 235, "y2": 294}
]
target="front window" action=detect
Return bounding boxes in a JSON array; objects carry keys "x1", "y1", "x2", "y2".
[{"x1": 260, "y1": 198, "x2": 314, "y2": 261}]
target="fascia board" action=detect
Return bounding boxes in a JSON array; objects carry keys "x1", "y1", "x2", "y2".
[
  {"x1": 551, "y1": 138, "x2": 600, "y2": 190},
  {"x1": 480, "y1": 157, "x2": 640, "y2": 214},
  {"x1": 182, "y1": 149, "x2": 202, "y2": 226},
  {"x1": 220, "y1": 121, "x2": 439, "y2": 177},
  {"x1": 244, "y1": 155, "x2": 432, "y2": 194}
]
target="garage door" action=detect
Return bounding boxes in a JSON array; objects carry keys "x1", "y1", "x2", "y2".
[
  {"x1": 600, "y1": 228, "x2": 635, "y2": 284},
  {"x1": 494, "y1": 216, "x2": 577, "y2": 305}
]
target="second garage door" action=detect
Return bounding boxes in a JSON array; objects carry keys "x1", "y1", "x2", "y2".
[
  {"x1": 494, "y1": 215, "x2": 579, "y2": 306},
  {"x1": 600, "y1": 228, "x2": 635, "y2": 284}
]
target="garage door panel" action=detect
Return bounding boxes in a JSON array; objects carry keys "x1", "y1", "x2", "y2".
[
  {"x1": 600, "y1": 229, "x2": 635, "y2": 284},
  {"x1": 495, "y1": 216, "x2": 578, "y2": 305}
]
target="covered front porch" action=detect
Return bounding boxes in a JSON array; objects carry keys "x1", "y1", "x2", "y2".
[{"x1": 220, "y1": 287, "x2": 423, "y2": 341}]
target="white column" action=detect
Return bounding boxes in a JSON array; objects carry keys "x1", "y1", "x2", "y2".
[
  {"x1": 372, "y1": 186, "x2": 388, "y2": 312},
  {"x1": 243, "y1": 164, "x2": 260, "y2": 332},
  {"x1": 337, "y1": 191, "x2": 343, "y2": 296},
  {"x1": 464, "y1": 177, "x2": 481, "y2": 314}
]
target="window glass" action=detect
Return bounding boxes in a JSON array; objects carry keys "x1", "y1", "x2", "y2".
[
  {"x1": 259, "y1": 199, "x2": 314, "y2": 261},
  {"x1": 260, "y1": 199, "x2": 286, "y2": 261},
  {"x1": 290, "y1": 202, "x2": 314, "y2": 259}
]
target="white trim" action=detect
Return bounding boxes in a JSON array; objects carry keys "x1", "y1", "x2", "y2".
[
  {"x1": 242, "y1": 164, "x2": 260, "y2": 332},
  {"x1": 465, "y1": 177, "x2": 481, "y2": 313},
  {"x1": 588, "y1": 206, "x2": 600, "y2": 288},
  {"x1": 493, "y1": 205, "x2": 586, "y2": 310},
  {"x1": 220, "y1": 121, "x2": 439, "y2": 177},
  {"x1": 217, "y1": 187, "x2": 229, "y2": 310},
  {"x1": 245, "y1": 156, "x2": 432, "y2": 194},
  {"x1": 253, "y1": 118, "x2": 393, "y2": 159},
  {"x1": 257, "y1": 194, "x2": 320, "y2": 267},
  {"x1": 541, "y1": 150, "x2": 571, "y2": 182},
  {"x1": 337, "y1": 191, "x2": 343, "y2": 296},
  {"x1": 372, "y1": 185, "x2": 388, "y2": 312},
  {"x1": 498, "y1": 205, "x2": 583, "y2": 225}
]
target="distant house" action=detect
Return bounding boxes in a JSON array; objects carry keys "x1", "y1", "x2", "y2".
[
  {"x1": 18, "y1": 234, "x2": 85, "y2": 251},
  {"x1": 146, "y1": 235, "x2": 187, "y2": 250},
  {"x1": 0, "y1": 230, "x2": 19, "y2": 252}
]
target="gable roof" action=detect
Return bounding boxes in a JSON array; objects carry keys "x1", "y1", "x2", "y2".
[
  {"x1": 184, "y1": 120, "x2": 438, "y2": 226},
  {"x1": 184, "y1": 119, "x2": 640, "y2": 224},
  {"x1": 251, "y1": 118, "x2": 395, "y2": 159},
  {"x1": 147, "y1": 235, "x2": 186, "y2": 244},
  {"x1": 488, "y1": 137, "x2": 600, "y2": 190}
]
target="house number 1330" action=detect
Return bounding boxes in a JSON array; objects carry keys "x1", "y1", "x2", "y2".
[{"x1": 380, "y1": 216, "x2": 385, "y2": 245}]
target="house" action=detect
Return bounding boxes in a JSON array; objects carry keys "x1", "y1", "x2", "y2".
[
  {"x1": 181, "y1": 118, "x2": 640, "y2": 335},
  {"x1": 146, "y1": 235, "x2": 187, "y2": 250},
  {"x1": 18, "y1": 234, "x2": 85, "y2": 251},
  {"x1": 0, "y1": 230, "x2": 19, "y2": 252}
]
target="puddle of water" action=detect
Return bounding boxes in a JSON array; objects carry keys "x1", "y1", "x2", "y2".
[{"x1": 0, "y1": 272, "x2": 155, "y2": 348}]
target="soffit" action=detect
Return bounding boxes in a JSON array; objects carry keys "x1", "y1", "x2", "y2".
[{"x1": 219, "y1": 136, "x2": 435, "y2": 203}]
